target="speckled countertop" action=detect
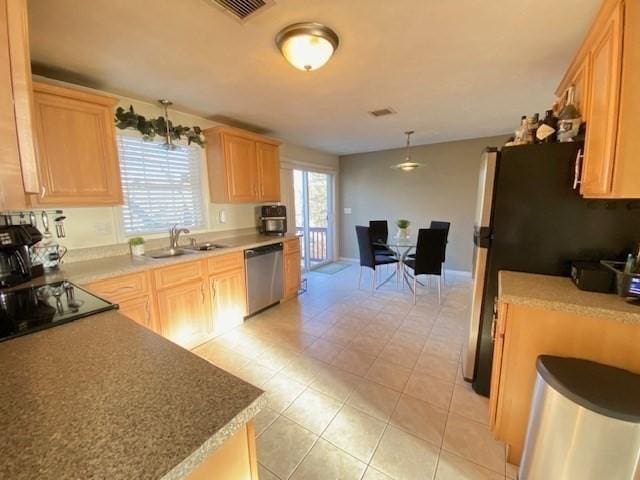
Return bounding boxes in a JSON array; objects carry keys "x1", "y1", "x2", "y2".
[
  {"x1": 499, "y1": 270, "x2": 640, "y2": 324},
  {"x1": 16, "y1": 232, "x2": 298, "y2": 287},
  {"x1": 0, "y1": 311, "x2": 265, "y2": 480}
]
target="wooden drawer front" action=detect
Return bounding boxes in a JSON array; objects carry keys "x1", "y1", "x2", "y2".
[
  {"x1": 85, "y1": 272, "x2": 149, "y2": 303},
  {"x1": 283, "y1": 238, "x2": 300, "y2": 256},
  {"x1": 154, "y1": 260, "x2": 205, "y2": 290},
  {"x1": 207, "y1": 252, "x2": 244, "y2": 275}
]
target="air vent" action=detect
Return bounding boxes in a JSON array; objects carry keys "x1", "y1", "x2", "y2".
[
  {"x1": 369, "y1": 108, "x2": 396, "y2": 117},
  {"x1": 206, "y1": 0, "x2": 272, "y2": 21}
]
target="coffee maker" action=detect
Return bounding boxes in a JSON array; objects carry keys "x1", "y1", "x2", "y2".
[{"x1": 0, "y1": 225, "x2": 44, "y2": 288}]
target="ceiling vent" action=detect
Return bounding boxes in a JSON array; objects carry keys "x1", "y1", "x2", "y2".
[
  {"x1": 368, "y1": 108, "x2": 396, "y2": 118},
  {"x1": 205, "y1": 0, "x2": 273, "y2": 21}
]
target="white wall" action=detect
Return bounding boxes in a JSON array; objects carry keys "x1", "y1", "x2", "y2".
[{"x1": 32, "y1": 76, "x2": 338, "y2": 250}]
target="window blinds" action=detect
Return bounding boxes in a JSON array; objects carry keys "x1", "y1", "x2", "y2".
[{"x1": 118, "y1": 135, "x2": 205, "y2": 235}]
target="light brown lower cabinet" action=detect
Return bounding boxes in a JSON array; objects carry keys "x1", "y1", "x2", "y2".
[
  {"x1": 155, "y1": 277, "x2": 212, "y2": 350},
  {"x1": 210, "y1": 267, "x2": 246, "y2": 336},
  {"x1": 283, "y1": 238, "x2": 301, "y2": 299},
  {"x1": 84, "y1": 271, "x2": 156, "y2": 331},
  {"x1": 490, "y1": 301, "x2": 640, "y2": 465},
  {"x1": 186, "y1": 421, "x2": 258, "y2": 480},
  {"x1": 117, "y1": 295, "x2": 154, "y2": 330}
]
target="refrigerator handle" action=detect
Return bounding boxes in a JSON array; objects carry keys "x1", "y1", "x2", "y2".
[{"x1": 572, "y1": 148, "x2": 584, "y2": 190}]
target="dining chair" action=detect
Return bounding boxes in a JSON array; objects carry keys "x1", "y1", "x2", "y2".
[
  {"x1": 369, "y1": 220, "x2": 395, "y2": 256},
  {"x1": 403, "y1": 228, "x2": 447, "y2": 304},
  {"x1": 430, "y1": 220, "x2": 451, "y2": 283},
  {"x1": 355, "y1": 225, "x2": 398, "y2": 292}
]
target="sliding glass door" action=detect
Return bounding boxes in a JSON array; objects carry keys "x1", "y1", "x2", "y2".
[{"x1": 293, "y1": 169, "x2": 333, "y2": 270}]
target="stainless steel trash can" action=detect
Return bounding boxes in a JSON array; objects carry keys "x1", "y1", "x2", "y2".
[{"x1": 519, "y1": 356, "x2": 640, "y2": 480}]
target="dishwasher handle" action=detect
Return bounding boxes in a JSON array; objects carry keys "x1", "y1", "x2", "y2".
[{"x1": 245, "y1": 242, "x2": 283, "y2": 259}]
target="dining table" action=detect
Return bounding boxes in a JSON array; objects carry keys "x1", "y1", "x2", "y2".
[{"x1": 375, "y1": 236, "x2": 418, "y2": 292}]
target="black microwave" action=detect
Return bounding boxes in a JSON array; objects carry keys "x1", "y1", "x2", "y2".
[{"x1": 260, "y1": 205, "x2": 287, "y2": 236}]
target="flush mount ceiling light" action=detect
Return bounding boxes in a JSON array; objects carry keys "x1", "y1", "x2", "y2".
[
  {"x1": 392, "y1": 130, "x2": 422, "y2": 172},
  {"x1": 275, "y1": 22, "x2": 339, "y2": 71}
]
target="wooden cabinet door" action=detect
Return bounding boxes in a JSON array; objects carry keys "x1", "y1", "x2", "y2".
[
  {"x1": 223, "y1": 133, "x2": 258, "y2": 202},
  {"x1": 6, "y1": 0, "x2": 38, "y2": 194},
  {"x1": 283, "y1": 251, "x2": 301, "y2": 299},
  {"x1": 581, "y1": 3, "x2": 623, "y2": 197},
  {"x1": 119, "y1": 296, "x2": 155, "y2": 331},
  {"x1": 570, "y1": 54, "x2": 590, "y2": 124},
  {"x1": 256, "y1": 142, "x2": 280, "y2": 202},
  {"x1": 32, "y1": 83, "x2": 122, "y2": 205},
  {"x1": 489, "y1": 302, "x2": 508, "y2": 432},
  {"x1": 210, "y1": 268, "x2": 246, "y2": 336},
  {"x1": 156, "y1": 279, "x2": 212, "y2": 350},
  {"x1": 0, "y1": 0, "x2": 25, "y2": 211}
]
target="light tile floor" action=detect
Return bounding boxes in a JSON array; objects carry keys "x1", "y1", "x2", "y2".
[{"x1": 194, "y1": 265, "x2": 516, "y2": 480}]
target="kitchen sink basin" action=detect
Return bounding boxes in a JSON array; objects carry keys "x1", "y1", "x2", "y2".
[
  {"x1": 183, "y1": 242, "x2": 228, "y2": 251},
  {"x1": 145, "y1": 248, "x2": 192, "y2": 259}
]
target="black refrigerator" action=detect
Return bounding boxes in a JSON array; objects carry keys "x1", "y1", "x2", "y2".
[{"x1": 462, "y1": 142, "x2": 640, "y2": 397}]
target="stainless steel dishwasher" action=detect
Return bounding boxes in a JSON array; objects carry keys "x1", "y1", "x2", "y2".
[{"x1": 245, "y1": 243, "x2": 283, "y2": 316}]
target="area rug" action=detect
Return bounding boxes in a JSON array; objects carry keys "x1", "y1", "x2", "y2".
[{"x1": 313, "y1": 262, "x2": 351, "y2": 275}]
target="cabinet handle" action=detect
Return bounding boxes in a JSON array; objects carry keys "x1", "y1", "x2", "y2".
[
  {"x1": 145, "y1": 299, "x2": 150, "y2": 325},
  {"x1": 572, "y1": 149, "x2": 584, "y2": 190},
  {"x1": 40, "y1": 185, "x2": 46, "y2": 199},
  {"x1": 491, "y1": 297, "x2": 498, "y2": 341},
  {"x1": 200, "y1": 284, "x2": 205, "y2": 304},
  {"x1": 211, "y1": 281, "x2": 216, "y2": 301}
]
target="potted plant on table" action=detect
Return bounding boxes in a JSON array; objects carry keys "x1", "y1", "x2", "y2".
[
  {"x1": 396, "y1": 219, "x2": 411, "y2": 239},
  {"x1": 129, "y1": 237, "x2": 145, "y2": 256}
]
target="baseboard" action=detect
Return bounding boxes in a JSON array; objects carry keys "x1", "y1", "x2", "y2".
[
  {"x1": 339, "y1": 257, "x2": 471, "y2": 277},
  {"x1": 445, "y1": 269, "x2": 472, "y2": 277},
  {"x1": 338, "y1": 257, "x2": 359, "y2": 263}
]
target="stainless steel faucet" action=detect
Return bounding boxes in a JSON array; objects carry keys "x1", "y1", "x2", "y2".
[{"x1": 169, "y1": 224, "x2": 190, "y2": 249}]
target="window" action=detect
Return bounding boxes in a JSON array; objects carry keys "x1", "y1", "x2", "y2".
[{"x1": 118, "y1": 135, "x2": 205, "y2": 235}]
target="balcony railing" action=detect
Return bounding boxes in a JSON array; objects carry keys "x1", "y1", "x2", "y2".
[{"x1": 296, "y1": 226, "x2": 328, "y2": 263}]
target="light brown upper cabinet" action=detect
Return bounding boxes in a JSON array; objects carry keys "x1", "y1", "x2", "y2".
[
  {"x1": 31, "y1": 82, "x2": 123, "y2": 205},
  {"x1": 204, "y1": 126, "x2": 281, "y2": 203},
  {"x1": 0, "y1": 0, "x2": 39, "y2": 211},
  {"x1": 556, "y1": 0, "x2": 640, "y2": 198},
  {"x1": 256, "y1": 141, "x2": 281, "y2": 202}
]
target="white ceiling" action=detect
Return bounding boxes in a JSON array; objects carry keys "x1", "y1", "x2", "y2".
[{"x1": 28, "y1": 0, "x2": 600, "y2": 155}]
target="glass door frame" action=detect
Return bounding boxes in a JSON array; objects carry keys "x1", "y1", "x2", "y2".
[{"x1": 295, "y1": 169, "x2": 334, "y2": 272}]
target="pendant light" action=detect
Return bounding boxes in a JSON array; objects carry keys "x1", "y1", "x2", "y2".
[
  {"x1": 275, "y1": 22, "x2": 339, "y2": 71},
  {"x1": 392, "y1": 131, "x2": 422, "y2": 171},
  {"x1": 158, "y1": 99, "x2": 177, "y2": 150}
]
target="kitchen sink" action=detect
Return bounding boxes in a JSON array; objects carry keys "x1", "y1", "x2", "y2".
[
  {"x1": 145, "y1": 248, "x2": 193, "y2": 259},
  {"x1": 183, "y1": 242, "x2": 228, "y2": 251}
]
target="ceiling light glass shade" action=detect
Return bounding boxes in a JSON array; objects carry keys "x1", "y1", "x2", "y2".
[
  {"x1": 394, "y1": 161, "x2": 421, "y2": 171},
  {"x1": 391, "y1": 130, "x2": 422, "y2": 171},
  {"x1": 276, "y1": 23, "x2": 339, "y2": 71}
]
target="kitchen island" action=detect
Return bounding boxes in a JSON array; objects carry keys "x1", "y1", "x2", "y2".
[
  {"x1": 0, "y1": 310, "x2": 265, "y2": 479},
  {"x1": 490, "y1": 270, "x2": 640, "y2": 464}
]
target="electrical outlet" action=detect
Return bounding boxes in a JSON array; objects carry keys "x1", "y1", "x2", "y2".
[{"x1": 344, "y1": 207, "x2": 352, "y2": 214}]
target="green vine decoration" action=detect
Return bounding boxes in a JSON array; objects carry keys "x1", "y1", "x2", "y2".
[{"x1": 114, "y1": 105, "x2": 206, "y2": 148}]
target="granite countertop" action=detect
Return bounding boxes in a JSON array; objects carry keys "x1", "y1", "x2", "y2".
[
  {"x1": 0, "y1": 310, "x2": 265, "y2": 479},
  {"x1": 499, "y1": 270, "x2": 640, "y2": 324},
  {"x1": 16, "y1": 232, "x2": 299, "y2": 287}
]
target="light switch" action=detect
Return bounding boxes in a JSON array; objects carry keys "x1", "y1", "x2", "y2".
[
  {"x1": 218, "y1": 210, "x2": 227, "y2": 224},
  {"x1": 344, "y1": 207, "x2": 352, "y2": 214}
]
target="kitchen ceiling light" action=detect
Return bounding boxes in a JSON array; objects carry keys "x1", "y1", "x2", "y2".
[
  {"x1": 275, "y1": 22, "x2": 339, "y2": 71},
  {"x1": 392, "y1": 131, "x2": 422, "y2": 171}
]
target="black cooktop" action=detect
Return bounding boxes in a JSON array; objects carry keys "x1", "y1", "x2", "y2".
[{"x1": 0, "y1": 281, "x2": 117, "y2": 342}]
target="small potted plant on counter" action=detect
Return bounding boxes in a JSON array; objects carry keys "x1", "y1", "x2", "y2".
[
  {"x1": 129, "y1": 237, "x2": 145, "y2": 256},
  {"x1": 396, "y1": 219, "x2": 410, "y2": 239}
]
